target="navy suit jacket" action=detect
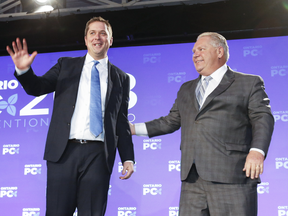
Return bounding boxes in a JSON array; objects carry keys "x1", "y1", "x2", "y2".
[{"x1": 15, "y1": 55, "x2": 134, "y2": 173}]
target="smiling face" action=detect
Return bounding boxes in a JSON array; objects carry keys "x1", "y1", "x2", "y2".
[
  {"x1": 192, "y1": 36, "x2": 225, "y2": 76},
  {"x1": 85, "y1": 21, "x2": 113, "y2": 60}
]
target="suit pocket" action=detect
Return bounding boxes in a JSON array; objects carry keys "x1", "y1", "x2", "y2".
[{"x1": 225, "y1": 143, "x2": 249, "y2": 152}]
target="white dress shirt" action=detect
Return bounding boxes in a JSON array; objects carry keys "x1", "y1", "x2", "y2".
[
  {"x1": 134, "y1": 64, "x2": 264, "y2": 156},
  {"x1": 69, "y1": 53, "x2": 108, "y2": 141}
]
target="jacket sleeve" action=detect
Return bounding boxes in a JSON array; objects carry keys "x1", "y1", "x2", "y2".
[
  {"x1": 14, "y1": 58, "x2": 63, "y2": 96},
  {"x1": 116, "y1": 74, "x2": 135, "y2": 164},
  {"x1": 146, "y1": 93, "x2": 181, "y2": 138},
  {"x1": 248, "y1": 75, "x2": 274, "y2": 157}
]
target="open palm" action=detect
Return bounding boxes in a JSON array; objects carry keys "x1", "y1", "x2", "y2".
[{"x1": 6, "y1": 38, "x2": 37, "y2": 70}]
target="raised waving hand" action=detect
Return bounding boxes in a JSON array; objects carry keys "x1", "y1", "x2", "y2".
[{"x1": 6, "y1": 38, "x2": 37, "y2": 70}]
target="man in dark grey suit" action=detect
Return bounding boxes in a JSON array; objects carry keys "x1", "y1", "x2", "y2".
[
  {"x1": 7, "y1": 17, "x2": 134, "y2": 216},
  {"x1": 130, "y1": 32, "x2": 274, "y2": 216}
]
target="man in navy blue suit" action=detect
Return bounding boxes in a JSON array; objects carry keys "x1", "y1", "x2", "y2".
[{"x1": 7, "y1": 16, "x2": 135, "y2": 216}]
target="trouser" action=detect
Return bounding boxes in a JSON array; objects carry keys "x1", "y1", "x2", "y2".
[
  {"x1": 179, "y1": 164, "x2": 258, "y2": 216},
  {"x1": 46, "y1": 141, "x2": 110, "y2": 216}
]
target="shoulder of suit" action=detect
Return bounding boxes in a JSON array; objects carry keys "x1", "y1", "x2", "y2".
[
  {"x1": 55, "y1": 56, "x2": 85, "y2": 68},
  {"x1": 180, "y1": 77, "x2": 198, "y2": 88},
  {"x1": 231, "y1": 70, "x2": 262, "y2": 80},
  {"x1": 109, "y1": 62, "x2": 128, "y2": 76},
  {"x1": 58, "y1": 56, "x2": 84, "y2": 62}
]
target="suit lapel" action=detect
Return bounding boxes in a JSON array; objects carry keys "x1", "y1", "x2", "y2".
[
  {"x1": 200, "y1": 68, "x2": 235, "y2": 111},
  {"x1": 189, "y1": 75, "x2": 201, "y2": 111},
  {"x1": 105, "y1": 61, "x2": 114, "y2": 109}
]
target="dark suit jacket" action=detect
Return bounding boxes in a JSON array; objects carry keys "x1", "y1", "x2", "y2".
[
  {"x1": 146, "y1": 67, "x2": 274, "y2": 184},
  {"x1": 15, "y1": 55, "x2": 134, "y2": 173}
]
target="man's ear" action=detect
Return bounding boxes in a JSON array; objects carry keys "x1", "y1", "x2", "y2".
[
  {"x1": 84, "y1": 36, "x2": 87, "y2": 46},
  {"x1": 218, "y1": 46, "x2": 224, "y2": 59},
  {"x1": 109, "y1": 37, "x2": 113, "y2": 47}
]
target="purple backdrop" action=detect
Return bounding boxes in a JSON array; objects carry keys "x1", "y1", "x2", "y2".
[{"x1": 0, "y1": 35, "x2": 287, "y2": 216}]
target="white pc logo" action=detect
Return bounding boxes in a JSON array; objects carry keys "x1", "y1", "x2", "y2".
[
  {"x1": 169, "y1": 211, "x2": 179, "y2": 216},
  {"x1": 274, "y1": 114, "x2": 288, "y2": 122},
  {"x1": 278, "y1": 210, "x2": 288, "y2": 216},
  {"x1": 143, "y1": 142, "x2": 161, "y2": 150},
  {"x1": 243, "y1": 49, "x2": 261, "y2": 57},
  {"x1": 143, "y1": 55, "x2": 160, "y2": 64},
  {"x1": 143, "y1": 187, "x2": 162, "y2": 195},
  {"x1": 271, "y1": 69, "x2": 287, "y2": 77},
  {"x1": 2, "y1": 147, "x2": 19, "y2": 155},
  {"x1": 0, "y1": 190, "x2": 17, "y2": 198},
  {"x1": 257, "y1": 186, "x2": 269, "y2": 194},
  {"x1": 276, "y1": 161, "x2": 288, "y2": 169},
  {"x1": 24, "y1": 168, "x2": 41, "y2": 175},
  {"x1": 169, "y1": 163, "x2": 180, "y2": 172}
]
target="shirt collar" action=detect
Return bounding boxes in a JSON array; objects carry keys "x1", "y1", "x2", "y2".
[
  {"x1": 85, "y1": 53, "x2": 109, "y2": 68},
  {"x1": 201, "y1": 64, "x2": 227, "y2": 83}
]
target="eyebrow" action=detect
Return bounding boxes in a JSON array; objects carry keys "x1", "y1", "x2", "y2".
[{"x1": 89, "y1": 29, "x2": 106, "y2": 32}]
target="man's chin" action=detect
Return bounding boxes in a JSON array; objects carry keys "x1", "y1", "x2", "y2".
[{"x1": 196, "y1": 68, "x2": 203, "y2": 74}]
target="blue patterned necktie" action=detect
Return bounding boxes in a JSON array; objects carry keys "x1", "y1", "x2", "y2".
[
  {"x1": 196, "y1": 76, "x2": 212, "y2": 108},
  {"x1": 90, "y1": 60, "x2": 103, "y2": 137}
]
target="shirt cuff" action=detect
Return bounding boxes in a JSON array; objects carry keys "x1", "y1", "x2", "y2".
[
  {"x1": 123, "y1": 160, "x2": 134, "y2": 164},
  {"x1": 250, "y1": 148, "x2": 265, "y2": 157},
  {"x1": 134, "y1": 123, "x2": 148, "y2": 136},
  {"x1": 15, "y1": 66, "x2": 30, "y2": 75}
]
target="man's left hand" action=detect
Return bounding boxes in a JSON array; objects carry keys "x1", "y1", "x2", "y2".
[
  {"x1": 119, "y1": 161, "x2": 134, "y2": 180},
  {"x1": 243, "y1": 151, "x2": 264, "y2": 179}
]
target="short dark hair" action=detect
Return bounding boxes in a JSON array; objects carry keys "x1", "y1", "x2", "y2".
[{"x1": 84, "y1": 16, "x2": 113, "y2": 38}]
